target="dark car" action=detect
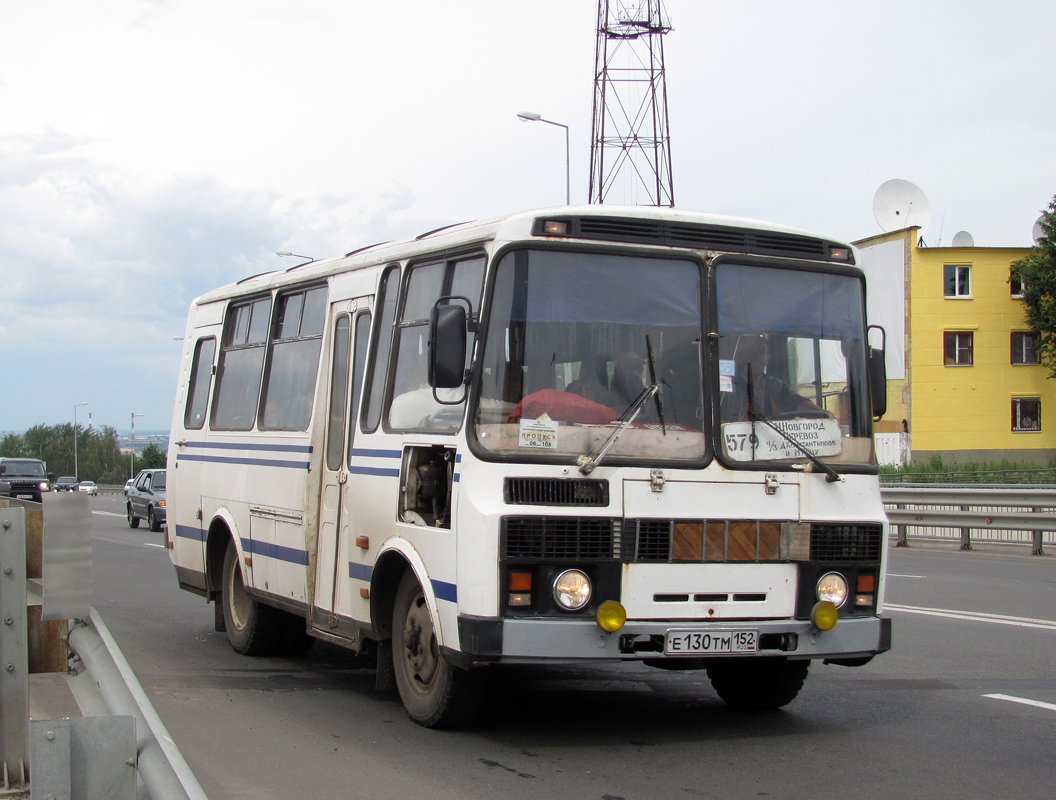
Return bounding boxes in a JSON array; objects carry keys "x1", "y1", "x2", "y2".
[
  {"x1": 0, "y1": 458, "x2": 52, "y2": 503},
  {"x1": 54, "y1": 476, "x2": 78, "y2": 492},
  {"x1": 127, "y1": 468, "x2": 166, "y2": 531}
]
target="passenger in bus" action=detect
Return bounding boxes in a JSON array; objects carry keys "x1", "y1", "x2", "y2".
[{"x1": 725, "y1": 335, "x2": 832, "y2": 420}]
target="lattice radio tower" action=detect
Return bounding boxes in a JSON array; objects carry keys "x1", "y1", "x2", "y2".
[{"x1": 589, "y1": 1, "x2": 674, "y2": 206}]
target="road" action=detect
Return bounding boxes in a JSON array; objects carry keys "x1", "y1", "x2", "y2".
[{"x1": 84, "y1": 493, "x2": 1056, "y2": 800}]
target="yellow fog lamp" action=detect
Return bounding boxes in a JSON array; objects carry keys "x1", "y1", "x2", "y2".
[
  {"x1": 596, "y1": 600, "x2": 627, "y2": 632},
  {"x1": 811, "y1": 600, "x2": 839, "y2": 631}
]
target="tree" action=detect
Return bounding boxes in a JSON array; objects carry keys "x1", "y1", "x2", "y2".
[
  {"x1": 138, "y1": 443, "x2": 167, "y2": 469},
  {"x1": 1011, "y1": 196, "x2": 1056, "y2": 378}
]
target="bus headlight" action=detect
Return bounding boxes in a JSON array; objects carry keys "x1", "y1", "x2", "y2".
[
  {"x1": 553, "y1": 569, "x2": 591, "y2": 610},
  {"x1": 817, "y1": 572, "x2": 849, "y2": 608}
]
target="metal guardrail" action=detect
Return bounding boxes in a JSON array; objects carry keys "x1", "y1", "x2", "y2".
[
  {"x1": 0, "y1": 495, "x2": 208, "y2": 799},
  {"x1": 880, "y1": 484, "x2": 1054, "y2": 555}
]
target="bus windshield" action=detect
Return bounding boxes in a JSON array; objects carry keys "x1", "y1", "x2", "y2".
[
  {"x1": 474, "y1": 249, "x2": 706, "y2": 465},
  {"x1": 715, "y1": 261, "x2": 875, "y2": 468}
]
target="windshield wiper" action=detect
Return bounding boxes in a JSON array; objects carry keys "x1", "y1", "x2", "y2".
[
  {"x1": 577, "y1": 383, "x2": 659, "y2": 475},
  {"x1": 645, "y1": 336, "x2": 666, "y2": 435},
  {"x1": 747, "y1": 409, "x2": 842, "y2": 483}
]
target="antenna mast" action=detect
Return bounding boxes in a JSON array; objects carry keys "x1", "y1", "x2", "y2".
[{"x1": 589, "y1": 0, "x2": 674, "y2": 207}]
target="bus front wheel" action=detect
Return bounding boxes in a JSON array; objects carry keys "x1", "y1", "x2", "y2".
[
  {"x1": 706, "y1": 658, "x2": 809, "y2": 710},
  {"x1": 221, "y1": 541, "x2": 280, "y2": 656},
  {"x1": 392, "y1": 571, "x2": 482, "y2": 728}
]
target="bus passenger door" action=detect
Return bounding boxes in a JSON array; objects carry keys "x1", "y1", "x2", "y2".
[
  {"x1": 170, "y1": 326, "x2": 221, "y2": 588},
  {"x1": 312, "y1": 302, "x2": 371, "y2": 639}
]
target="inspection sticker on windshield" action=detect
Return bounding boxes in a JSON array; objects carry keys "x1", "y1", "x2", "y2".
[
  {"x1": 722, "y1": 418, "x2": 842, "y2": 461},
  {"x1": 519, "y1": 418, "x2": 559, "y2": 449}
]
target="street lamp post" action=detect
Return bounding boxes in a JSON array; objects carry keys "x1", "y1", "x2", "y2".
[
  {"x1": 73, "y1": 402, "x2": 87, "y2": 481},
  {"x1": 517, "y1": 111, "x2": 570, "y2": 206},
  {"x1": 131, "y1": 413, "x2": 144, "y2": 479}
]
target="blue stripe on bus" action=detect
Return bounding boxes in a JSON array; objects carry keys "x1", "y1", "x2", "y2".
[
  {"x1": 182, "y1": 441, "x2": 313, "y2": 454},
  {"x1": 347, "y1": 563, "x2": 456, "y2": 604},
  {"x1": 348, "y1": 562, "x2": 373, "y2": 581},
  {"x1": 350, "y1": 448, "x2": 402, "y2": 460},
  {"x1": 348, "y1": 465, "x2": 400, "y2": 478},
  {"x1": 431, "y1": 580, "x2": 457, "y2": 603},
  {"x1": 174, "y1": 524, "x2": 206, "y2": 542},
  {"x1": 240, "y1": 537, "x2": 310, "y2": 566},
  {"x1": 176, "y1": 454, "x2": 310, "y2": 470}
]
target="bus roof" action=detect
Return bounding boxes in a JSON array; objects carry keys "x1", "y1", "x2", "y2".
[{"x1": 191, "y1": 205, "x2": 854, "y2": 307}]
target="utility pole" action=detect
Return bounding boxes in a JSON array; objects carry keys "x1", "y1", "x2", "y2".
[{"x1": 589, "y1": 0, "x2": 675, "y2": 207}]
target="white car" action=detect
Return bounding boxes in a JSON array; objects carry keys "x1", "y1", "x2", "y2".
[
  {"x1": 124, "y1": 478, "x2": 134, "y2": 496},
  {"x1": 77, "y1": 481, "x2": 99, "y2": 496}
]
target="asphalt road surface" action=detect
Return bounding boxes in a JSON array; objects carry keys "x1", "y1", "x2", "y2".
[{"x1": 83, "y1": 493, "x2": 1056, "y2": 800}]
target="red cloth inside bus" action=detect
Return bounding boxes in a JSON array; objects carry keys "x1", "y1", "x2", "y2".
[{"x1": 507, "y1": 390, "x2": 617, "y2": 425}]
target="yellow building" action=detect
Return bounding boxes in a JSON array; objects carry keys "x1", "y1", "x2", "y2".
[{"x1": 855, "y1": 228, "x2": 1052, "y2": 465}]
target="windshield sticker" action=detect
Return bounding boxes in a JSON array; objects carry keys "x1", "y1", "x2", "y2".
[
  {"x1": 719, "y1": 359, "x2": 736, "y2": 377},
  {"x1": 719, "y1": 375, "x2": 733, "y2": 393},
  {"x1": 519, "y1": 417, "x2": 559, "y2": 449},
  {"x1": 722, "y1": 418, "x2": 842, "y2": 462}
]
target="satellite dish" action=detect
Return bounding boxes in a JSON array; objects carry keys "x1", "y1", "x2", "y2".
[
  {"x1": 1033, "y1": 215, "x2": 1047, "y2": 245},
  {"x1": 951, "y1": 231, "x2": 974, "y2": 248},
  {"x1": 873, "y1": 179, "x2": 933, "y2": 234}
]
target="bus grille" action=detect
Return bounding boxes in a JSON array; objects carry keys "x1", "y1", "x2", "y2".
[
  {"x1": 547, "y1": 216, "x2": 846, "y2": 263},
  {"x1": 504, "y1": 478, "x2": 609, "y2": 507},
  {"x1": 810, "y1": 523, "x2": 883, "y2": 563},
  {"x1": 502, "y1": 517, "x2": 618, "y2": 560}
]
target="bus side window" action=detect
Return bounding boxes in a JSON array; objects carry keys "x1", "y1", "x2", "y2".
[
  {"x1": 184, "y1": 337, "x2": 216, "y2": 430},
  {"x1": 212, "y1": 296, "x2": 272, "y2": 430},
  {"x1": 347, "y1": 311, "x2": 372, "y2": 460},
  {"x1": 325, "y1": 315, "x2": 351, "y2": 472},
  {"x1": 362, "y1": 266, "x2": 401, "y2": 433},
  {"x1": 259, "y1": 285, "x2": 328, "y2": 431},
  {"x1": 387, "y1": 255, "x2": 485, "y2": 432}
]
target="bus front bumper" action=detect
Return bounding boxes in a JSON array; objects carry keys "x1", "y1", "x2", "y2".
[{"x1": 457, "y1": 614, "x2": 891, "y2": 664}]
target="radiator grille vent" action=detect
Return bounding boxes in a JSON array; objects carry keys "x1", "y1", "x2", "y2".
[
  {"x1": 810, "y1": 524, "x2": 883, "y2": 563},
  {"x1": 549, "y1": 216, "x2": 845, "y2": 263},
  {"x1": 630, "y1": 519, "x2": 672, "y2": 561},
  {"x1": 502, "y1": 517, "x2": 618, "y2": 560},
  {"x1": 504, "y1": 478, "x2": 609, "y2": 507}
]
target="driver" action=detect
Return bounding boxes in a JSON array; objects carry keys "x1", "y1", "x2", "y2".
[{"x1": 728, "y1": 335, "x2": 832, "y2": 420}]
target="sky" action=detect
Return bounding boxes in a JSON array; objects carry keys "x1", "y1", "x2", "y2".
[{"x1": 1, "y1": 0, "x2": 1054, "y2": 434}]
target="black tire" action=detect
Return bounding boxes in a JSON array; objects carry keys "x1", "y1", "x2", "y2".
[
  {"x1": 148, "y1": 507, "x2": 161, "y2": 532},
  {"x1": 221, "y1": 540, "x2": 281, "y2": 656},
  {"x1": 392, "y1": 571, "x2": 483, "y2": 728},
  {"x1": 706, "y1": 658, "x2": 810, "y2": 710},
  {"x1": 127, "y1": 504, "x2": 139, "y2": 529}
]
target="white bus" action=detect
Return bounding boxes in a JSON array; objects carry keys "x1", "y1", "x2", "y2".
[{"x1": 167, "y1": 206, "x2": 892, "y2": 727}]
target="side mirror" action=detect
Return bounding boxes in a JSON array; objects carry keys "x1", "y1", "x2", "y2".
[
  {"x1": 867, "y1": 325, "x2": 887, "y2": 420},
  {"x1": 428, "y1": 300, "x2": 468, "y2": 390}
]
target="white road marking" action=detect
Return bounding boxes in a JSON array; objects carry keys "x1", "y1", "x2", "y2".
[
  {"x1": 887, "y1": 573, "x2": 927, "y2": 579},
  {"x1": 144, "y1": 543, "x2": 166, "y2": 549},
  {"x1": 886, "y1": 603, "x2": 1056, "y2": 631},
  {"x1": 92, "y1": 510, "x2": 126, "y2": 518},
  {"x1": 983, "y1": 693, "x2": 1056, "y2": 713}
]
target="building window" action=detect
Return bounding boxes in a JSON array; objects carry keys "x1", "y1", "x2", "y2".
[
  {"x1": 1012, "y1": 398, "x2": 1041, "y2": 432},
  {"x1": 1010, "y1": 273, "x2": 1025, "y2": 297},
  {"x1": 1011, "y1": 332, "x2": 1040, "y2": 365},
  {"x1": 944, "y1": 265, "x2": 971, "y2": 297},
  {"x1": 944, "y1": 332, "x2": 973, "y2": 365}
]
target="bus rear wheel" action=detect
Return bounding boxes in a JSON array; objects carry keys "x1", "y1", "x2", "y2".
[
  {"x1": 706, "y1": 658, "x2": 810, "y2": 710},
  {"x1": 392, "y1": 571, "x2": 483, "y2": 728},
  {"x1": 222, "y1": 540, "x2": 280, "y2": 656}
]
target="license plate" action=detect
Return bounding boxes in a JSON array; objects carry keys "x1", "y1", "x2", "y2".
[
  {"x1": 665, "y1": 628, "x2": 759, "y2": 655},
  {"x1": 15, "y1": 494, "x2": 33, "y2": 499}
]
